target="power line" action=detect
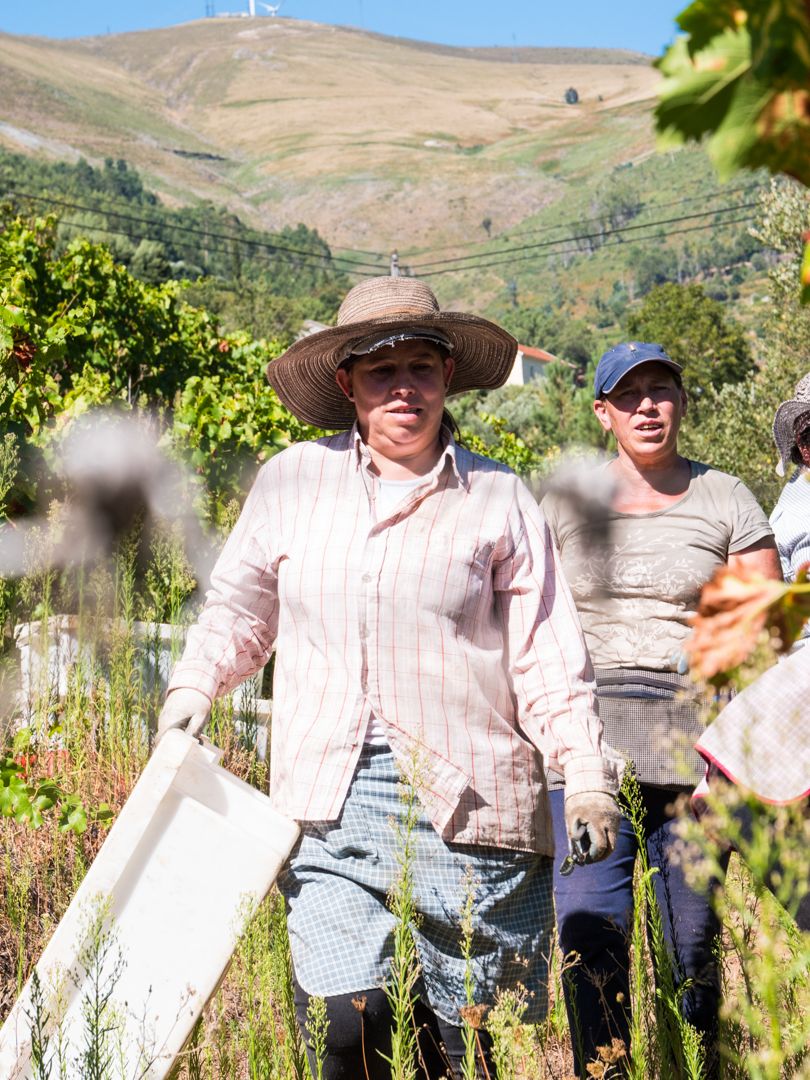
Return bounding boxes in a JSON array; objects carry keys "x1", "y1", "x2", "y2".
[
  {"x1": 421, "y1": 215, "x2": 756, "y2": 277},
  {"x1": 5, "y1": 209, "x2": 380, "y2": 280},
  {"x1": 2, "y1": 185, "x2": 387, "y2": 273},
  {"x1": 506, "y1": 185, "x2": 763, "y2": 240},
  {"x1": 5, "y1": 202, "x2": 374, "y2": 281},
  {"x1": 408, "y1": 202, "x2": 759, "y2": 274},
  {"x1": 409, "y1": 201, "x2": 759, "y2": 271},
  {"x1": 0, "y1": 176, "x2": 387, "y2": 259},
  {"x1": 1, "y1": 185, "x2": 759, "y2": 285},
  {"x1": 333, "y1": 242, "x2": 388, "y2": 259},
  {"x1": 11, "y1": 201, "x2": 755, "y2": 283},
  {"x1": 77, "y1": 218, "x2": 381, "y2": 278},
  {"x1": 402, "y1": 185, "x2": 764, "y2": 265},
  {"x1": 2, "y1": 171, "x2": 761, "y2": 271},
  {"x1": 0, "y1": 176, "x2": 388, "y2": 262},
  {"x1": 418, "y1": 215, "x2": 756, "y2": 277}
]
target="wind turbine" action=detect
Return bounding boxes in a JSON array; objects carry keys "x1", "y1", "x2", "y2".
[{"x1": 258, "y1": 1, "x2": 284, "y2": 13}]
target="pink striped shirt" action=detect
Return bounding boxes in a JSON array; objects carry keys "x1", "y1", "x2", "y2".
[{"x1": 169, "y1": 427, "x2": 618, "y2": 854}]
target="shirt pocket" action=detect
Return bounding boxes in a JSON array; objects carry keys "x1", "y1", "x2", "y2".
[{"x1": 397, "y1": 522, "x2": 496, "y2": 623}]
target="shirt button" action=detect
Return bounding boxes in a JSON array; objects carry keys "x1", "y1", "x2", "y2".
[{"x1": 361, "y1": 573, "x2": 373, "y2": 583}]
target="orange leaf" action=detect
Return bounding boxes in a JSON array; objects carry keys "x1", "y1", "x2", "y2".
[{"x1": 686, "y1": 566, "x2": 788, "y2": 680}]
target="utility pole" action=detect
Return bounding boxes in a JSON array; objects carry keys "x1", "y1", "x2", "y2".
[{"x1": 389, "y1": 250, "x2": 400, "y2": 277}]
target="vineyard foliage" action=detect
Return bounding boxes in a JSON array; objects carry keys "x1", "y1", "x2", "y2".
[
  {"x1": 655, "y1": 0, "x2": 810, "y2": 302},
  {"x1": 0, "y1": 214, "x2": 317, "y2": 518},
  {"x1": 0, "y1": 144, "x2": 553, "y2": 524},
  {"x1": 655, "y1": 0, "x2": 810, "y2": 186}
]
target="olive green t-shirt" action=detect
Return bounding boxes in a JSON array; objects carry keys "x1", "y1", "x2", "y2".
[{"x1": 541, "y1": 461, "x2": 773, "y2": 672}]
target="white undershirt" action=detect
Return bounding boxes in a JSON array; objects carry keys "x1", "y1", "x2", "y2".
[
  {"x1": 365, "y1": 475, "x2": 425, "y2": 746},
  {"x1": 375, "y1": 474, "x2": 424, "y2": 520}
]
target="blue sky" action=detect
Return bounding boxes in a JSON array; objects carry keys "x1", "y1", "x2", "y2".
[{"x1": 1, "y1": 1, "x2": 679, "y2": 56}]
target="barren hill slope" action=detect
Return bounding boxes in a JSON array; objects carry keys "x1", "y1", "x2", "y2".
[{"x1": 0, "y1": 18, "x2": 659, "y2": 254}]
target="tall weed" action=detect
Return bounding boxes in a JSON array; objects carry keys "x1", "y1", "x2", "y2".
[{"x1": 0, "y1": 538, "x2": 807, "y2": 1079}]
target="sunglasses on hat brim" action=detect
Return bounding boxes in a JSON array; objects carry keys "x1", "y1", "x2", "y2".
[{"x1": 343, "y1": 330, "x2": 454, "y2": 362}]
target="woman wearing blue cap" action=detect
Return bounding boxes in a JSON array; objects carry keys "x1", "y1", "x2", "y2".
[{"x1": 541, "y1": 342, "x2": 781, "y2": 1077}]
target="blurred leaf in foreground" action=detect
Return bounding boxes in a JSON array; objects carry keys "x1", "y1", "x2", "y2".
[
  {"x1": 655, "y1": 0, "x2": 810, "y2": 302},
  {"x1": 687, "y1": 561, "x2": 810, "y2": 681}
]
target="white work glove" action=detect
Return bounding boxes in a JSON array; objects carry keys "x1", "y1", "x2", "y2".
[
  {"x1": 564, "y1": 791, "x2": 620, "y2": 865},
  {"x1": 157, "y1": 688, "x2": 212, "y2": 742}
]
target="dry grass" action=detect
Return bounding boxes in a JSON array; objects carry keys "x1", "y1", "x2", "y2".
[
  {"x1": 0, "y1": 17, "x2": 658, "y2": 251},
  {"x1": 3, "y1": 707, "x2": 807, "y2": 1079},
  {"x1": 0, "y1": 576, "x2": 805, "y2": 1078}
]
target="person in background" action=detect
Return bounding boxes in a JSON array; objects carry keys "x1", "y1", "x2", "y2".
[
  {"x1": 541, "y1": 341, "x2": 781, "y2": 1077},
  {"x1": 692, "y1": 646, "x2": 810, "y2": 931},
  {"x1": 770, "y1": 373, "x2": 810, "y2": 645},
  {"x1": 156, "y1": 276, "x2": 621, "y2": 1080}
]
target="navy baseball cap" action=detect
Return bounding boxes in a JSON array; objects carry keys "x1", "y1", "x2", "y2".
[{"x1": 593, "y1": 341, "x2": 683, "y2": 398}]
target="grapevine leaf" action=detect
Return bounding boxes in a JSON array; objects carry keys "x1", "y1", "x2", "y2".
[{"x1": 655, "y1": 28, "x2": 753, "y2": 150}]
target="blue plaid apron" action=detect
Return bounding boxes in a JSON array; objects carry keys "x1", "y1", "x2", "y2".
[{"x1": 278, "y1": 744, "x2": 554, "y2": 1026}]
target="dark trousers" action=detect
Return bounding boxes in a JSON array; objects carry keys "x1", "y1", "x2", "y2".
[
  {"x1": 549, "y1": 786, "x2": 727, "y2": 1078},
  {"x1": 294, "y1": 975, "x2": 495, "y2": 1079}
]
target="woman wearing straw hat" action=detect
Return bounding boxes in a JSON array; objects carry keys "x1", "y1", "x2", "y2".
[
  {"x1": 157, "y1": 276, "x2": 621, "y2": 1079},
  {"x1": 771, "y1": 373, "x2": 810, "y2": 628}
]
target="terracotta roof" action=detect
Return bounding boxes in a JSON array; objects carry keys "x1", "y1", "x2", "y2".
[{"x1": 518, "y1": 344, "x2": 559, "y2": 363}]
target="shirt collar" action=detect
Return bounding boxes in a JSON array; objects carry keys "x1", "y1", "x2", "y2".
[{"x1": 350, "y1": 422, "x2": 466, "y2": 490}]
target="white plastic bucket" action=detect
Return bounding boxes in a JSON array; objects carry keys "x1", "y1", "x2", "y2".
[{"x1": 0, "y1": 730, "x2": 300, "y2": 1079}]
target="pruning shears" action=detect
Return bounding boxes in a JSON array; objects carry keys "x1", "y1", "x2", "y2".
[{"x1": 558, "y1": 834, "x2": 590, "y2": 876}]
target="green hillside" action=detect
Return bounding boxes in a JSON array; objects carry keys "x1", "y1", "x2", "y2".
[
  {"x1": 0, "y1": 17, "x2": 771, "y2": 346},
  {"x1": 0, "y1": 18, "x2": 658, "y2": 257}
]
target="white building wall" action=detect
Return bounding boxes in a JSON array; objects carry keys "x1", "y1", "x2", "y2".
[{"x1": 505, "y1": 351, "x2": 547, "y2": 386}]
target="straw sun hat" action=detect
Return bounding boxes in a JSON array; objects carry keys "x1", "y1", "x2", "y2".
[
  {"x1": 266, "y1": 276, "x2": 518, "y2": 428},
  {"x1": 773, "y1": 372, "x2": 810, "y2": 476}
]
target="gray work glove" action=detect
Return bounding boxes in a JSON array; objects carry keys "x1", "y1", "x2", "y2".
[
  {"x1": 157, "y1": 688, "x2": 212, "y2": 742},
  {"x1": 564, "y1": 791, "x2": 620, "y2": 864}
]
